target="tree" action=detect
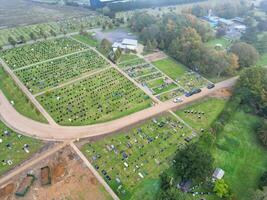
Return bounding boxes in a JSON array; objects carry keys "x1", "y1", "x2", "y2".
[
  {"x1": 29, "y1": 32, "x2": 37, "y2": 41},
  {"x1": 8, "y1": 36, "x2": 16, "y2": 46},
  {"x1": 19, "y1": 35, "x2": 26, "y2": 43},
  {"x1": 191, "y1": 5, "x2": 207, "y2": 17},
  {"x1": 230, "y1": 42, "x2": 259, "y2": 68},
  {"x1": 235, "y1": 67, "x2": 267, "y2": 117},
  {"x1": 213, "y1": 179, "x2": 230, "y2": 198},
  {"x1": 257, "y1": 122, "x2": 267, "y2": 147},
  {"x1": 173, "y1": 144, "x2": 214, "y2": 182},
  {"x1": 259, "y1": 171, "x2": 267, "y2": 189},
  {"x1": 0, "y1": 46, "x2": 3, "y2": 51},
  {"x1": 50, "y1": 29, "x2": 57, "y2": 37},
  {"x1": 157, "y1": 188, "x2": 191, "y2": 200}
]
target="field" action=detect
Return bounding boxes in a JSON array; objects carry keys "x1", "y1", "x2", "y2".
[
  {"x1": 175, "y1": 98, "x2": 227, "y2": 131},
  {"x1": 37, "y1": 68, "x2": 152, "y2": 126},
  {"x1": 0, "y1": 66, "x2": 47, "y2": 123},
  {"x1": 212, "y1": 111, "x2": 267, "y2": 200},
  {"x1": 0, "y1": 0, "x2": 95, "y2": 28},
  {"x1": 15, "y1": 50, "x2": 109, "y2": 94},
  {"x1": 81, "y1": 114, "x2": 196, "y2": 199},
  {"x1": 152, "y1": 58, "x2": 187, "y2": 80},
  {"x1": 152, "y1": 58, "x2": 211, "y2": 94},
  {"x1": 71, "y1": 34, "x2": 99, "y2": 47},
  {"x1": 0, "y1": 38, "x2": 88, "y2": 69},
  {"x1": 0, "y1": 120, "x2": 43, "y2": 175}
]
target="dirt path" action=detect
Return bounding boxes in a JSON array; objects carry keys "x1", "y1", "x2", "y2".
[{"x1": 0, "y1": 77, "x2": 238, "y2": 141}]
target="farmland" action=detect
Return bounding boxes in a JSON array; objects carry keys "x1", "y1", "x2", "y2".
[
  {"x1": 81, "y1": 114, "x2": 196, "y2": 199},
  {"x1": 15, "y1": 50, "x2": 109, "y2": 94},
  {"x1": 0, "y1": 120, "x2": 43, "y2": 175},
  {"x1": 0, "y1": 66, "x2": 47, "y2": 123},
  {"x1": 37, "y1": 68, "x2": 152, "y2": 126},
  {"x1": 0, "y1": 38, "x2": 88, "y2": 69}
]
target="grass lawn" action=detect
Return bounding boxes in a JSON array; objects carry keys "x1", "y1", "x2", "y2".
[
  {"x1": 0, "y1": 120, "x2": 43, "y2": 175},
  {"x1": 152, "y1": 83, "x2": 178, "y2": 95},
  {"x1": 146, "y1": 78, "x2": 165, "y2": 88},
  {"x1": 0, "y1": 66, "x2": 47, "y2": 123},
  {"x1": 205, "y1": 37, "x2": 232, "y2": 49},
  {"x1": 152, "y1": 58, "x2": 187, "y2": 80},
  {"x1": 37, "y1": 68, "x2": 152, "y2": 126},
  {"x1": 212, "y1": 111, "x2": 267, "y2": 199},
  {"x1": 175, "y1": 98, "x2": 227, "y2": 131},
  {"x1": 119, "y1": 54, "x2": 139, "y2": 63},
  {"x1": 72, "y1": 34, "x2": 98, "y2": 47},
  {"x1": 81, "y1": 114, "x2": 194, "y2": 200}
]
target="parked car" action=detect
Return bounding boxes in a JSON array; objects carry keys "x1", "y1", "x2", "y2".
[
  {"x1": 207, "y1": 83, "x2": 215, "y2": 89},
  {"x1": 192, "y1": 88, "x2": 202, "y2": 94},
  {"x1": 173, "y1": 97, "x2": 183, "y2": 103}
]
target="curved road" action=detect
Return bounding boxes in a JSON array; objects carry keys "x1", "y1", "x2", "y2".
[{"x1": 0, "y1": 77, "x2": 238, "y2": 141}]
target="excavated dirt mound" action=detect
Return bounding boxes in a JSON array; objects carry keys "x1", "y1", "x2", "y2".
[
  {"x1": 0, "y1": 183, "x2": 14, "y2": 197},
  {"x1": 210, "y1": 88, "x2": 232, "y2": 98},
  {"x1": 52, "y1": 163, "x2": 66, "y2": 183}
]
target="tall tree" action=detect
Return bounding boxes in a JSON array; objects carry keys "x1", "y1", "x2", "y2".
[
  {"x1": 173, "y1": 144, "x2": 214, "y2": 182},
  {"x1": 230, "y1": 42, "x2": 259, "y2": 68}
]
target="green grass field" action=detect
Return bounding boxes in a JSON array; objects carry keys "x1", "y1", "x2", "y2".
[
  {"x1": 0, "y1": 120, "x2": 43, "y2": 175},
  {"x1": 37, "y1": 68, "x2": 152, "y2": 126},
  {"x1": 119, "y1": 54, "x2": 140, "y2": 63},
  {"x1": 212, "y1": 111, "x2": 267, "y2": 200},
  {"x1": 81, "y1": 114, "x2": 194, "y2": 200},
  {"x1": 205, "y1": 38, "x2": 232, "y2": 49},
  {"x1": 175, "y1": 98, "x2": 227, "y2": 131},
  {"x1": 72, "y1": 34, "x2": 98, "y2": 47},
  {"x1": 0, "y1": 66, "x2": 47, "y2": 123},
  {"x1": 152, "y1": 58, "x2": 187, "y2": 80}
]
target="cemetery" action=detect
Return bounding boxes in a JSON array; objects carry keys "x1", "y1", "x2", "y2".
[
  {"x1": 175, "y1": 98, "x2": 227, "y2": 132},
  {"x1": 0, "y1": 66, "x2": 47, "y2": 123},
  {"x1": 0, "y1": 15, "x2": 112, "y2": 47},
  {"x1": 0, "y1": 38, "x2": 88, "y2": 69},
  {"x1": 15, "y1": 50, "x2": 109, "y2": 94},
  {"x1": 81, "y1": 114, "x2": 196, "y2": 199},
  {"x1": 156, "y1": 88, "x2": 185, "y2": 102},
  {"x1": 0, "y1": 120, "x2": 43, "y2": 175},
  {"x1": 37, "y1": 68, "x2": 152, "y2": 126},
  {"x1": 152, "y1": 58, "x2": 212, "y2": 93}
]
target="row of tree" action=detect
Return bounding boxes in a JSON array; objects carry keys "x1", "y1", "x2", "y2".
[{"x1": 129, "y1": 12, "x2": 261, "y2": 79}]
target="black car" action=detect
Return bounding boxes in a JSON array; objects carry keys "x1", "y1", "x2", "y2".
[
  {"x1": 207, "y1": 83, "x2": 215, "y2": 89},
  {"x1": 106, "y1": 175, "x2": 111, "y2": 181},
  {"x1": 192, "y1": 88, "x2": 201, "y2": 94}
]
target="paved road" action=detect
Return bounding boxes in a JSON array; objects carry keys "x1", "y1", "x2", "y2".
[{"x1": 0, "y1": 77, "x2": 238, "y2": 141}]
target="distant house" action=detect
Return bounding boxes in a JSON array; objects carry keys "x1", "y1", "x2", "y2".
[
  {"x1": 112, "y1": 39, "x2": 138, "y2": 52},
  {"x1": 212, "y1": 168, "x2": 225, "y2": 180}
]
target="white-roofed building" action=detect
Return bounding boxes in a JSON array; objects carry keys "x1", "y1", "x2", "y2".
[
  {"x1": 112, "y1": 39, "x2": 138, "y2": 52},
  {"x1": 212, "y1": 168, "x2": 225, "y2": 181}
]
